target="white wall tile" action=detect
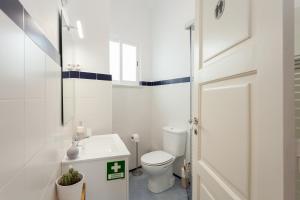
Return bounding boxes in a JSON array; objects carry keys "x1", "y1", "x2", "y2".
[
  {"x1": 0, "y1": 3, "x2": 73, "y2": 200},
  {"x1": 25, "y1": 37, "x2": 46, "y2": 99},
  {"x1": 295, "y1": 7, "x2": 300, "y2": 56},
  {"x1": 75, "y1": 79, "x2": 104, "y2": 98},
  {"x1": 65, "y1": 0, "x2": 110, "y2": 73},
  {"x1": 25, "y1": 99, "x2": 46, "y2": 161},
  {"x1": 75, "y1": 80, "x2": 112, "y2": 134},
  {"x1": 40, "y1": 170, "x2": 60, "y2": 200},
  {"x1": 24, "y1": 140, "x2": 61, "y2": 200},
  {"x1": 151, "y1": 0, "x2": 194, "y2": 80},
  {"x1": 150, "y1": 83, "x2": 190, "y2": 176},
  {"x1": 0, "y1": 100, "x2": 25, "y2": 189},
  {"x1": 0, "y1": 171, "x2": 26, "y2": 200},
  {"x1": 45, "y1": 56, "x2": 62, "y2": 139},
  {"x1": 0, "y1": 11, "x2": 24, "y2": 99},
  {"x1": 112, "y1": 86, "x2": 152, "y2": 170}
]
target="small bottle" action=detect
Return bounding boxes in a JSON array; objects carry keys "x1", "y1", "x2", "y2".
[{"x1": 76, "y1": 121, "x2": 86, "y2": 139}]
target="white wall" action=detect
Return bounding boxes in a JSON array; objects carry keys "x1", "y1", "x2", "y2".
[
  {"x1": 112, "y1": 87, "x2": 152, "y2": 170},
  {"x1": 151, "y1": 84, "x2": 190, "y2": 175},
  {"x1": 110, "y1": 0, "x2": 153, "y2": 81},
  {"x1": 64, "y1": 0, "x2": 112, "y2": 133},
  {"x1": 75, "y1": 79, "x2": 112, "y2": 134},
  {"x1": 151, "y1": 0, "x2": 194, "y2": 80},
  {"x1": 295, "y1": 5, "x2": 300, "y2": 200},
  {"x1": 64, "y1": 0, "x2": 110, "y2": 74},
  {"x1": 110, "y1": 0, "x2": 153, "y2": 170},
  {"x1": 0, "y1": 8, "x2": 72, "y2": 200},
  {"x1": 296, "y1": 7, "x2": 300, "y2": 56},
  {"x1": 111, "y1": 0, "x2": 194, "y2": 175},
  {"x1": 149, "y1": 0, "x2": 194, "y2": 175}
]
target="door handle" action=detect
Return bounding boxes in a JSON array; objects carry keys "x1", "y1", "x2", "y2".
[
  {"x1": 193, "y1": 117, "x2": 199, "y2": 125},
  {"x1": 188, "y1": 117, "x2": 199, "y2": 125},
  {"x1": 192, "y1": 117, "x2": 199, "y2": 135}
]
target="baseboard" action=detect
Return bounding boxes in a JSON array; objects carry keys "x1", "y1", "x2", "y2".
[
  {"x1": 173, "y1": 173, "x2": 182, "y2": 179},
  {"x1": 129, "y1": 167, "x2": 182, "y2": 180},
  {"x1": 129, "y1": 166, "x2": 142, "y2": 172}
]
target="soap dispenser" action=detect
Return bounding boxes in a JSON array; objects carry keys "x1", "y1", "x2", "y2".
[
  {"x1": 67, "y1": 141, "x2": 79, "y2": 160},
  {"x1": 76, "y1": 121, "x2": 86, "y2": 139}
]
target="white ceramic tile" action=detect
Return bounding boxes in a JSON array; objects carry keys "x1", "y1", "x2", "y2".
[
  {"x1": 25, "y1": 99, "x2": 46, "y2": 162},
  {"x1": 0, "y1": 11, "x2": 24, "y2": 99},
  {"x1": 25, "y1": 36, "x2": 46, "y2": 99},
  {"x1": 0, "y1": 8, "x2": 73, "y2": 200},
  {"x1": 150, "y1": 83, "x2": 190, "y2": 176},
  {"x1": 24, "y1": 141, "x2": 61, "y2": 200},
  {"x1": 63, "y1": 79, "x2": 75, "y2": 124},
  {"x1": 40, "y1": 170, "x2": 60, "y2": 200},
  {"x1": 45, "y1": 55, "x2": 61, "y2": 139},
  {"x1": 75, "y1": 98, "x2": 112, "y2": 134},
  {"x1": 75, "y1": 80, "x2": 112, "y2": 134},
  {"x1": 0, "y1": 170, "x2": 26, "y2": 200},
  {"x1": 0, "y1": 100, "x2": 25, "y2": 189},
  {"x1": 63, "y1": 79, "x2": 75, "y2": 98},
  {"x1": 112, "y1": 87, "x2": 152, "y2": 170},
  {"x1": 75, "y1": 79, "x2": 112, "y2": 98}
]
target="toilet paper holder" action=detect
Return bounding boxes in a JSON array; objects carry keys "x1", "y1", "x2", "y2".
[{"x1": 131, "y1": 134, "x2": 143, "y2": 176}]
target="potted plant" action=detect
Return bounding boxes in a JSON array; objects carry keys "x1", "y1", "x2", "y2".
[{"x1": 56, "y1": 168, "x2": 84, "y2": 200}]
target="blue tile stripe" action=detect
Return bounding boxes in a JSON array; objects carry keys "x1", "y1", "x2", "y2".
[
  {"x1": 0, "y1": 0, "x2": 61, "y2": 65},
  {"x1": 63, "y1": 71, "x2": 112, "y2": 81},
  {"x1": 62, "y1": 71, "x2": 189, "y2": 85},
  {"x1": 140, "y1": 77, "x2": 191, "y2": 86},
  {"x1": 0, "y1": 0, "x2": 23, "y2": 29}
]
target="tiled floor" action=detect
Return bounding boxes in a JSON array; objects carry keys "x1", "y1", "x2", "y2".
[{"x1": 129, "y1": 169, "x2": 188, "y2": 200}]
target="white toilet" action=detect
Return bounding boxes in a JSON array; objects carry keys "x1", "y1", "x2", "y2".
[{"x1": 141, "y1": 127, "x2": 186, "y2": 193}]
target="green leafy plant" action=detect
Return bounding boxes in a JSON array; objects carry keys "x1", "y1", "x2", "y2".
[{"x1": 58, "y1": 168, "x2": 82, "y2": 186}]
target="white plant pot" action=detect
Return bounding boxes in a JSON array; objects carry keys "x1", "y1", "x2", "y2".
[{"x1": 56, "y1": 174, "x2": 84, "y2": 200}]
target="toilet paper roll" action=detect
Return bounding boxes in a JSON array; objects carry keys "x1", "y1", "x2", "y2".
[{"x1": 130, "y1": 134, "x2": 140, "y2": 143}]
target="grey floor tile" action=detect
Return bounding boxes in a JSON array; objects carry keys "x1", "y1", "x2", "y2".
[{"x1": 129, "y1": 169, "x2": 188, "y2": 200}]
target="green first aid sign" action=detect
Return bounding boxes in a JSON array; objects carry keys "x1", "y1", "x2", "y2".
[{"x1": 107, "y1": 160, "x2": 125, "y2": 181}]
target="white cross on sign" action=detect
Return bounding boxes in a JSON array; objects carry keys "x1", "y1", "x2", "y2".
[{"x1": 111, "y1": 162, "x2": 121, "y2": 173}]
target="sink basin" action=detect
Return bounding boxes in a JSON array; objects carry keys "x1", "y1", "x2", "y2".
[
  {"x1": 61, "y1": 134, "x2": 130, "y2": 200},
  {"x1": 62, "y1": 134, "x2": 130, "y2": 163}
]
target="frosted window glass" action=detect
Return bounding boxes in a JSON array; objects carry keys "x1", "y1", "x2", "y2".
[
  {"x1": 109, "y1": 41, "x2": 120, "y2": 81},
  {"x1": 122, "y1": 44, "x2": 137, "y2": 81}
]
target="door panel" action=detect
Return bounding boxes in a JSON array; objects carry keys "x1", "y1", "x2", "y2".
[
  {"x1": 203, "y1": 0, "x2": 250, "y2": 61},
  {"x1": 199, "y1": 161, "x2": 244, "y2": 200},
  {"x1": 193, "y1": 0, "x2": 294, "y2": 199},
  {"x1": 200, "y1": 184, "x2": 216, "y2": 200},
  {"x1": 200, "y1": 82, "x2": 251, "y2": 198}
]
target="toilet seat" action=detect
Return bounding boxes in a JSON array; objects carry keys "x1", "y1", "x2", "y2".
[{"x1": 141, "y1": 151, "x2": 175, "y2": 166}]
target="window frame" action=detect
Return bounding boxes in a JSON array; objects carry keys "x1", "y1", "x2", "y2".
[{"x1": 109, "y1": 40, "x2": 140, "y2": 86}]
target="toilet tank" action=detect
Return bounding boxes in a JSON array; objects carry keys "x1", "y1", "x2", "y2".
[{"x1": 163, "y1": 127, "x2": 186, "y2": 157}]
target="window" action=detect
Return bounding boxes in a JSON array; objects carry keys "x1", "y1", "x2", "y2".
[{"x1": 109, "y1": 41, "x2": 139, "y2": 83}]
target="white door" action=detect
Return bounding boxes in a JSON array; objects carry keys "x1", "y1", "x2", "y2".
[{"x1": 192, "y1": 0, "x2": 295, "y2": 200}]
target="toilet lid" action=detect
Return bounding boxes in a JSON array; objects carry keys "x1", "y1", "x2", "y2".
[{"x1": 141, "y1": 151, "x2": 175, "y2": 166}]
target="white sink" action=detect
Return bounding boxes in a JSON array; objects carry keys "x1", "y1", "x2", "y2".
[
  {"x1": 62, "y1": 134, "x2": 130, "y2": 164},
  {"x1": 61, "y1": 134, "x2": 130, "y2": 200}
]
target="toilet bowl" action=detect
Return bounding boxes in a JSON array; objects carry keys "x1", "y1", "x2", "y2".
[
  {"x1": 141, "y1": 151, "x2": 176, "y2": 193},
  {"x1": 141, "y1": 127, "x2": 186, "y2": 193}
]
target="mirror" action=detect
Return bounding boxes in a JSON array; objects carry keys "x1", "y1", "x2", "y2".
[{"x1": 61, "y1": 14, "x2": 75, "y2": 125}]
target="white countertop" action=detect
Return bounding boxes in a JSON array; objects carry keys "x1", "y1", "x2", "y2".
[{"x1": 62, "y1": 134, "x2": 131, "y2": 164}]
